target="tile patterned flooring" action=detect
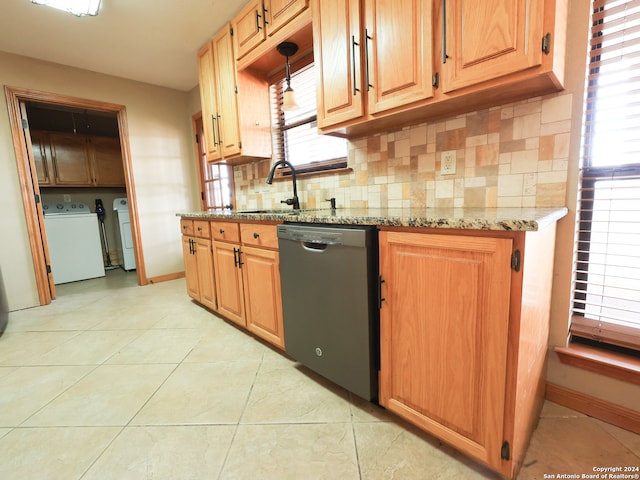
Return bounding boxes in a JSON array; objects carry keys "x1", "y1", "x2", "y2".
[{"x1": 0, "y1": 270, "x2": 638, "y2": 479}]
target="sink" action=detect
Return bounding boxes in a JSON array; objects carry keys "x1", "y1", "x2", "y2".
[
  {"x1": 237, "y1": 208, "x2": 333, "y2": 215},
  {"x1": 237, "y1": 209, "x2": 299, "y2": 215}
]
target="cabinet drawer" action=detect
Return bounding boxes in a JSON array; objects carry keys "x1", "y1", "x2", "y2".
[
  {"x1": 180, "y1": 219, "x2": 194, "y2": 236},
  {"x1": 241, "y1": 223, "x2": 279, "y2": 249},
  {"x1": 193, "y1": 220, "x2": 211, "y2": 239},
  {"x1": 211, "y1": 221, "x2": 240, "y2": 243}
]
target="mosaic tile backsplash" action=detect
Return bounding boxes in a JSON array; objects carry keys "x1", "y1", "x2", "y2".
[{"x1": 233, "y1": 93, "x2": 572, "y2": 211}]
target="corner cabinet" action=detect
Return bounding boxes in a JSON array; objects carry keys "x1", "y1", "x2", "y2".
[
  {"x1": 314, "y1": 0, "x2": 568, "y2": 135},
  {"x1": 379, "y1": 225, "x2": 559, "y2": 479},
  {"x1": 197, "y1": 25, "x2": 272, "y2": 164}
]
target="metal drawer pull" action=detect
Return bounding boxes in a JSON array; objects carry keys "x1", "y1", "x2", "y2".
[
  {"x1": 253, "y1": 232, "x2": 260, "y2": 239},
  {"x1": 219, "y1": 228, "x2": 225, "y2": 234}
]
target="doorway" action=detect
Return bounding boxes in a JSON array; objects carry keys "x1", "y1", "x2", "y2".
[{"x1": 5, "y1": 86, "x2": 146, "y2": 305}]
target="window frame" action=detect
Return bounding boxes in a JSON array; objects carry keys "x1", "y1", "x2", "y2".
[
  {"x1": 571, "y1": 0, "x2": 640, "y2": 353},
  {"x1": 269, "y1": 56, "x2": 349, "y2": 180}
]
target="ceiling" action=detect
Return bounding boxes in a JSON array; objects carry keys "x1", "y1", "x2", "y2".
[{"x1": 0, "y1": 0, "x2": 246, "y2": 91}]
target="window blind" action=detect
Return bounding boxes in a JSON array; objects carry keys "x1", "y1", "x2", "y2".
[
  {"x1": 572, "y1": 0, "x2": 640, "y2": 351},
  {"x1": 271, "y1": 63, "x2": 347, "y2": 173}
]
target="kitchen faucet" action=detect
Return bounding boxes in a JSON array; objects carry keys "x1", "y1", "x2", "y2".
[{"x1": 266, "y1": 160, "x2": 300, "y2": 210}]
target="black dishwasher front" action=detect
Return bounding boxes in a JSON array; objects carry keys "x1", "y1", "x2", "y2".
[{"x1": 277, "y1": 223, "x2": 379, "y2": 401}]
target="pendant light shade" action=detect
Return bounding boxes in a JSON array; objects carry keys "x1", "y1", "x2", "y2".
[
  {"x1": 277, "y1": 41, "x2": 300, "y2": 112},
  {"x1": 31, "y1": 0, "x2": 102, "y2": 17}
]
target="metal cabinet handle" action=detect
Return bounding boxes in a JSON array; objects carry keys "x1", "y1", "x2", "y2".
[
  {"x1": 197, "y1": 226, "x2": 202, "y2": 232},
  {"x1": 183, "y1": 224, "x2": 187, "y2": 230},
  {"x1": 219, "y1": 228, "x2": 225, "y2": 234},
  {"x1": 442, "y1": 0, "x2": 448, "y2": 63},
  {"x1": 253, "y1": 232, "x2": 260, "y2": 239},
  {"x1": 262, "y1": 5, "x2": 268, "y2": 26},
  {"x1": 211, "y1": 114, "x2": 217, "y2": 146},
  {"x1": 216, "y1": 113, "x2": 222, "y2": 145},
  {"x1": 352, "y1": 35, "x2": 360, "y2": 96},
  {"x1": 256, "y1": 9, "x2": 262, "y2": 31},
  {"x1": 233, "y1": 247, "x2": 243, "y2": 267},
  {"x1": 365, "y1": 29, "x2": 372, "y2": 91}
]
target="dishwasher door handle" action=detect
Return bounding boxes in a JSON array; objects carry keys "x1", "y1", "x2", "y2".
[{"x1": 301, "y1": 240, "x2": 342, "y2": 252}]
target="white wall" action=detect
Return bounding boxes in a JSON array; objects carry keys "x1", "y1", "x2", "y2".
[{"x1": 0, "y1": 51, "x2": 201, "y2": 311}]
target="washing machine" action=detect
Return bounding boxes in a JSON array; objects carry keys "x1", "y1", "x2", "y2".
[
  {"x1": 113, "y1": 198, "x2": 136, "y2": 271},
  {"x1": 43, "y1": 202, "x2": 106, "y2": 284}
]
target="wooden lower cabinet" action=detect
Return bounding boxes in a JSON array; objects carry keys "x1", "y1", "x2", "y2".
[
  {"x1": 183, "y1": 219, "x2": 285, "y2": 349},
  {"x1": 242, "y1": 245, "x2": 284, "y2": 349},
  {"x1": 379, "y1": 226, "x2": 558, "y2": 479},
  {"x1": 181, "y1": 219, "x2": 216, "y2": 311},
  {"x1": 212, "y1": 239, "x2": 246, "y2": 326}
]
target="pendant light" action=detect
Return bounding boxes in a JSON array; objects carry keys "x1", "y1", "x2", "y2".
[{"x1": 276, "y1": 42, "x2": 300, "y2": 112}]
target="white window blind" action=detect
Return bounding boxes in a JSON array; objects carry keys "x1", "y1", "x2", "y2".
[
  {"x1": 270, "y1": 63, "x2": 347, "y2": 173},
  {"x1": 572, "y1": 0, "x2": 640, "y2": 351}
]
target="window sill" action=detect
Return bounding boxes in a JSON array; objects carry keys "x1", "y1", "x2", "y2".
[{"x1": 555, "y1": 344, "x2": 640, "y2": 386}]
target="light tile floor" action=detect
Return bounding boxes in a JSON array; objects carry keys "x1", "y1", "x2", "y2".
[{"x1": 0, "y1": 270, "x2": 638, "y2": 479}]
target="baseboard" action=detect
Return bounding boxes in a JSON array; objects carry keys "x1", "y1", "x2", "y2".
[
  {"x1": 546, "y1": 383, "x2": 640, "y2": 434},
  {"x1": 147, "y1": 271, "x2": 185, "y2": 284}
]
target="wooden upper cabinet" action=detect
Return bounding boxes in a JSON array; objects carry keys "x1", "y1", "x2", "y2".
[
  {"x1": 234, "y1": 0, "x2": 266, "y2": 61},
  {"x1": 31, "y1": 131, "x2": 125, "y2": 187},
  {"x1": 89, "y1": 136, "x2": 125, "y2": 186},
  {"x1": 265, "y1": 0, "x2": 309, "y2": 37},
  {"x1": 314, "y1": 0, "x2": 434, "y2": 130},
  {"x1": 365, "y1": 0, "x2": 434, "y2": 115},
  {"x1": 441, "y1": 0, "x2": 545, "y2": 93},
  {"x1": 212, "y1": 26, "x2": 242, "y2": 159},
  {"x1": 49, "y1": 133, "x2": 92, "y2": 186},
  {"x1": 234, "y1": 0, "x2": 310, "y2": 60},
  {"x1": 198, "y1": 43, "x2": 221, "y2": 161},
  {"x1": 379, "y1": 231, "x2": 512, "y2": 472},
  {"x1": 198, "y1": 24, "x2": 271, "y2": 164},
  {"x1": 31, "y1": 130, "x2": 52, "y2": 186},
  {"x1": 313, "y1": 0, "x2": 364, "y2": 129}
]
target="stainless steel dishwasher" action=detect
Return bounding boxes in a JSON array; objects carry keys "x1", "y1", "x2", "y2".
[{"x1": 277, "y1": 223, "x2": 379, "y2": 401}]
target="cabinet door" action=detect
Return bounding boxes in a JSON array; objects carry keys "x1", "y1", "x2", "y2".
[
  {"x1": 89, "y1": 136, "x2": 125, "y2": 186},
  {"x1": 49, "y1": 133, "x2": 92, "y2": 186},
  {"x1": 234, "y1": 0, "x2": 266, "y2": 61},
  {"x1": 313, "y1": 0, "x2": 364, "y2": 129},
  {"x1": 242, "y1": 246, "x2": 284, "y2": 348},
  {"x1": 195, "y1": 238, "x2": 217, "y2": 311},
  {"x1": 365, "y1": 0, "x2": 434, "y2": 115},
  {"x1": 30, "y1": 131, "x2": 52, "y2": 186},
  {"x1": 198, "y1": 42, "x2": 222, "y2": 161},
  {"x1": 441, "y1": 0, "x2": 544, "y2": 93},
  {"x1": 379, "y1": 231, "x2": 512, "y2": 470},
  {"x1": 213, "y1": 241, "x2": 246, "y2": 326},
  {"x1": 213, "y1": 26, "x2": 242, "y2": 159},
  {"x1": 182, "y1": 236, "x2": 200, "y2": 300},
  {"x1": 265, "y1": 0, "x2": 308, "y2": 37}
]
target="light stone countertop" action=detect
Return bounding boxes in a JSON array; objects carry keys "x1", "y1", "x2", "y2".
[{"x1": 177, "y1": 206, "x2": 568, "y2": 232}]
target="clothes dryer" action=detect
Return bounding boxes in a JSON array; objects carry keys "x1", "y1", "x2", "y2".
[{"x1": 113, "y1": 198, "x2": 136, "y2": 270}]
